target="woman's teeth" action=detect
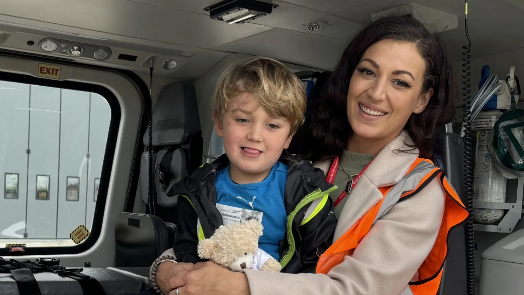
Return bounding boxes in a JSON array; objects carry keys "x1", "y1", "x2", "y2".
[{"x1": 359, "y1": 104, "x2": 386, "y2": 116}]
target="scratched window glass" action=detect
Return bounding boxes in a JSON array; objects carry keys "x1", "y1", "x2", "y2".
[{"x1": 0, "y1": 81, "x2": 111, "y2": 247}]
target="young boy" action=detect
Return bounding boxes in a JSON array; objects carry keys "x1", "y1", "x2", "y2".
[{"x1": 149, "y1": 57, "x2": 336, "y2": 290}]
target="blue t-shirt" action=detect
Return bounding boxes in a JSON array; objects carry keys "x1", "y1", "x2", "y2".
[{"x1": 215, "y1": 162, "x2": 288, "y2": 260}]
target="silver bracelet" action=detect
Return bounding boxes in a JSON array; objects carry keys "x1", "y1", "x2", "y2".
[{"x1": 149, "y1": 255, "x2": 177, "y2": 295}]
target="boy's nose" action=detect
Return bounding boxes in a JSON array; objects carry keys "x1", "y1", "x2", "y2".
[{"x1": 247, "y1": 125, "x2": 263, "y2": 142}]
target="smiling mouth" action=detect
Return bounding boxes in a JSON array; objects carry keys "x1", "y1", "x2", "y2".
[{"x1": 359, "y1": 103, "x2": 387, "y2": 116}]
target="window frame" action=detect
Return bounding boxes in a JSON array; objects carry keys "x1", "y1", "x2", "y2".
[
  {"x1": 4, "y1": 173, "x2": 20, "y2": 199},
  {"x1": 35, "y1": 175, "x2": 51, "y2": 200},
  {"x1": 0, "y1": 49, "x2": 150, "y2": 256}
]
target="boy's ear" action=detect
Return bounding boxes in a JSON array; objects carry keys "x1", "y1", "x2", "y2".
[
  {"x1": 213, "y1": 116, "x2": 224, "y2": 137},
  {"x1": 284, "y1": 132, "x2": 295, "y2": 149}
]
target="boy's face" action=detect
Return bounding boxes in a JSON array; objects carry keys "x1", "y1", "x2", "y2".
[{"x1": 214, "y1": 92, "x2": 293, "y2": 184}]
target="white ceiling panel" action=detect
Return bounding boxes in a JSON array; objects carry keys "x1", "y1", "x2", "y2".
[
  {"x1": 126, "y1": 0, "x2": 216, "y2": 15},
  {"x1": 214, "y1": 28, "x2": 347, "y2": 70},
  {"x1": 331, "y1": 0, "x2": 462, "y2": 24},
  {"x1": 169, "y1": 50, "x2": 230, "y2": 79},
  {"x1": 130, "y1": 0, "x2": 362, "y2": 40},
  {"x1": 249, "y1": 0, "x2": 362, "y2": 40},
  {"x1": 280, "y1": 0, "x2": 367, "y2": 13},
  {"x1": 0, "y1": 0, "x2": 271, "y2": 49}
]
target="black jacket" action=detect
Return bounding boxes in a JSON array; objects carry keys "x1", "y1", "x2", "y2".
[{"x1": 167, "y1": 152, "x2": 337, "y2": 273}]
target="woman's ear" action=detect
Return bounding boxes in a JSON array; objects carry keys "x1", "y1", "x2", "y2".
[{"x1": 414, "y1": 88, "x2": 433, "y2": 114}]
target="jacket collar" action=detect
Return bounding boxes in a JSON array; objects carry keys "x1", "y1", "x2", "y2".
[{"x1": 315, "y1": 131, "x2": 420, "y2": 240}]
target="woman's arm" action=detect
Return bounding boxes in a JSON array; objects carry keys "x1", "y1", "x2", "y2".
[{"x1": 173, "y1": 178, "x2": 445, "y2": 295}]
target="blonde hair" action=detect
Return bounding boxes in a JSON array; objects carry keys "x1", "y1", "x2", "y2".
[{"x1": 213, "y1": 56, "x2": 306, "y2": 134}]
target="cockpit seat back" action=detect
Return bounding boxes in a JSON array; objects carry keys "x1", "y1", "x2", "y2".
[{"x1": 139, "y1": 81, "x2": 203, "y2": 222}]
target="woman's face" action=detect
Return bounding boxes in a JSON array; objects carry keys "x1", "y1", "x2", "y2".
[{"x1": 346, "y1": 39, "x2": 433, "y2": 146}]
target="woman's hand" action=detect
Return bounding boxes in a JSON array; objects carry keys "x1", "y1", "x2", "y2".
[
  {"x1": 156, "y1": 261, "x2": 195, "y2": 295},
  {"x1": 169, "y1": 261, "x2": 250, "y2": 295}
]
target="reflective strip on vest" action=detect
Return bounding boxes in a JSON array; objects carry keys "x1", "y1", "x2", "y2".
[
  {"x1": 197, "y1": 218, "x2": 205, "y2": 241},
  {"x1": 301, "y1": 193, "x2": 330, "y2": 226},
  {"x1": 315, "y1": 158, "x2": 469, "y2": 295}
]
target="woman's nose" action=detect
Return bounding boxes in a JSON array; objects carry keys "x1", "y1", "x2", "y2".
[{"x1": 368, "y1": 78, "x2": 387, "y2": 101}]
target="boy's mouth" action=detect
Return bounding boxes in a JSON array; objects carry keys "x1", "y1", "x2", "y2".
[{"x1": 241, "y1": 147, "x2": 262, "y2": 156}]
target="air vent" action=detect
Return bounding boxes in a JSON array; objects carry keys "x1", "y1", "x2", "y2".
[{"x1": 118, "y1": 54, "x2": 137, "y2": 62}]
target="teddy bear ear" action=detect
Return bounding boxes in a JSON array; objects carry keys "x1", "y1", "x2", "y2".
[
  {"x1": 245, "y1": 219, "x2": 263, "y2": 237},
  {"x1": 197, "y1": 238, "x2": 217, "y2": 259}
]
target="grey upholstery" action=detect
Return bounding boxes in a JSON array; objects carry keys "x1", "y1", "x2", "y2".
[
  {"x1": 139, "y1": 81, "x2": 202, "y2": 218},
  {"x1": 115, "y1": 212, "x2": 174, "y2": 267},
  {"x1": 434, "y1": 132, "x2": 467, "y2": 295},
  {"x1": 205, "y1": 128, "x2": 225, "y2": 163}
]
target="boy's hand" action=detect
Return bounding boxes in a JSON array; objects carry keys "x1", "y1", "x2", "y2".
[{"x1": 156, "y1": 261, "x2": 195, "y2": 294}]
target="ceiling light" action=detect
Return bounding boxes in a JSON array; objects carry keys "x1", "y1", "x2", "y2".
[
  {"x1": 40, "y1": 39, "x2": 57, "y2": 52},
  {"x1": 204, "y1": 0, "x2": 277, "y2": 24},
  {"x1": 163, "y1": 59, "x2": 177, "y2": 70}
]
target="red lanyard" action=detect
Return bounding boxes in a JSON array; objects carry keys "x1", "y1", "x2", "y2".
[{"x1": 326, "y1": 156, "x2": 372, "y2": 207}]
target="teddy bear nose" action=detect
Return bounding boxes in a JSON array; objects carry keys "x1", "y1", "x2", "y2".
[{"x1": 240, "y1": 262, "x2": 247, "y2": 269}]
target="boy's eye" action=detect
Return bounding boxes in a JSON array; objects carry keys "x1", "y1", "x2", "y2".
[
  {"x1": 267, "y1": 123, "x2": 279, "y2": 129},
  {"x1": 236, "y1": 118, "x2": 249, "y2": 123}
]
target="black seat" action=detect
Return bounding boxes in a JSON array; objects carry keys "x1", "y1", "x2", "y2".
[
  {"x1": 139, "y1": 81, "x2": 203, "y2": 223},
  {"x1": 115, "y1": 213, "x2": 173, "y2": 267},
  {"x1": 115, "y1": 81, "x2": 203, "y2": 267},
  {"x1": 434, "y1": 129, "x2": 467, "y2": 295}
]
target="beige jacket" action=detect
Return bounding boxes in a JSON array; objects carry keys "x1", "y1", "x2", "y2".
[{"x1": 244, "y1": 131, "x2": 445, "y2": 295}]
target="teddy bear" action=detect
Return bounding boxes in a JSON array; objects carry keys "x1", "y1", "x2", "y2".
[{"x1": 197, "y1": 219, "x2": 282, "y2": 272}]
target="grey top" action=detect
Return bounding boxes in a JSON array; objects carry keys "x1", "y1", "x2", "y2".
[{"x1": 331, "y1": 150, "x2": 374, "y2": 218}]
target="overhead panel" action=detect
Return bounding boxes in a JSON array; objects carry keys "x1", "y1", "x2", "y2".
[
  {"x1": 214, "y1": 28, "x2": 347, "y2": 70},
  {"x1": 0, "y1": 0, "x2": 272, "y2": 49},
  {"x1": 249, "y1": 1, "x2": 362, "y2": 40},
  {"x1": 282, "y1": 0, "x2": 367, "y2": 13}
]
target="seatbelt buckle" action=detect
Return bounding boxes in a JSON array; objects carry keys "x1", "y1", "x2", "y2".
[
  {"x1": 158, "y1": 171, "x2": 166, "y2": 190},
  {"x1": 37, "y1": 258, "x2": 60, "y2": 267},
  {"x1": 51, "y1": 266, "x2": 83, "y2": 275}
]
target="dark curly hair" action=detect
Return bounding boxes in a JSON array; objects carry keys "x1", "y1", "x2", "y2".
[{"x1": 292, "y1": 15, "x2": 456, "y2": 162}]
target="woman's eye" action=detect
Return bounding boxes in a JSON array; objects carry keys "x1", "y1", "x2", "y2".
[
  {"x1": 357, "y1": 67, "x2": 374, "y2": 77},
  {"x1": 393, "y1": 80, "x2": 412, "y2": 88}
]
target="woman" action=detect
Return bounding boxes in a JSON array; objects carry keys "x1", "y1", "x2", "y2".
[{"x1": 152, "y1": 15, "x2": 469, "y2": 295}]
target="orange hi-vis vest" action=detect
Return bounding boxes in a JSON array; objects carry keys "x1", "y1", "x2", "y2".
[{"x1": 316, "y1": 158, "x2": 469, "y2": 295}]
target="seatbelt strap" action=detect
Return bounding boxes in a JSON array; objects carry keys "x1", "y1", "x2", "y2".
[
  {"x1": 0, "y1": 258, "x2": 108, "y2": 295},
  {"x1": 158, "y1": 147, "x2": 177, "y2": 192},
  {"x1": 56, "y1": 270, "x2": 107, "y2": 295},
  {"x1": 10, "y1": 268, "x2": 42, "y2": 295}
]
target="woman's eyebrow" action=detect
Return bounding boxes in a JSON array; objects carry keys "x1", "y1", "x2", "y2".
[
  {"x1": 361, "y1": 58, "x2": 415, "y2": 81},
  {"x1": 360, "y1": 58, "x2": 379, "y2": 68},
  {"x1": 392, "y1": 70, "x2": 415, "y2": 81}
]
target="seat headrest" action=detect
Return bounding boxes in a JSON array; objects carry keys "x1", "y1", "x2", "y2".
[{"x1": 144, "y1": 81, "x2": 201, "y2": 146}]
